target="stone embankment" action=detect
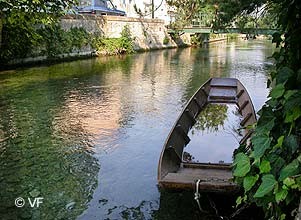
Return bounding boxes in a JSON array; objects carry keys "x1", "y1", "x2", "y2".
[
  {"x1": 61, "y1": 15, "x2": 190, "y2": 51},
  {"x1": 6, "y1": 15, "x2": 191, "y2": 67}
]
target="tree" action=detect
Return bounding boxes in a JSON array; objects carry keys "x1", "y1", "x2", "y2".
[
  {"x1": 166, "y1": 0, "x2": 273, "y2": 29},
  {"x1": 0, "y1": 0, "x2": 77, "y2": 61}
]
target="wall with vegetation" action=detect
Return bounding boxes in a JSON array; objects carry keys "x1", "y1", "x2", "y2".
[
  {"x1": 1, "y1": 15, "x2": 191, "y2": 66},
  {"x1": 61, "y1": 15, "x2": 190, "y2": 51}
]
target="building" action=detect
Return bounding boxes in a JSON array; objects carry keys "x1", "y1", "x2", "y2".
[{"x1": 78, "y1": 0, "x2": 173, "y2": 24}]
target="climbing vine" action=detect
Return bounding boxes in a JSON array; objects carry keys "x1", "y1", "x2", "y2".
[{"x1": 232, "y1": 0, "x2": 301, "y2": 219}]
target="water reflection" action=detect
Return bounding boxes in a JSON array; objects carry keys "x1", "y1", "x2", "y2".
[
  {"x1": 186, "y1": 104, "x2": 243, "y2": 163},
  {"x1": 0, "y1": 39, "x2": 274, "y2": 219},
  {"x1": 0, "y1": 80, "x2": 99, "y2": 219},
  {"x1": 194, "y1": 104, "x2": 228, "y2": 132}
]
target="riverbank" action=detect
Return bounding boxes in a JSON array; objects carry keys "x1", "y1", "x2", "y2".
[
  {"x1": 0, "y1": 15, "x2": 192, "y2": 69},
  {"x1": 3, "y1": 15, "x2": 268, "y2": 70}
]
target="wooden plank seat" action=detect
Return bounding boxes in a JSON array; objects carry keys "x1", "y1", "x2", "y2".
[
  {"x1": 210, "y1": 78, "x2": 237, "y2": 88},
  {"x1": 208, "y1": 87, "x2": 237, "y2": 101},
  {"x1": 160, "y1": 167, "x2": 238, "y2": 192}
]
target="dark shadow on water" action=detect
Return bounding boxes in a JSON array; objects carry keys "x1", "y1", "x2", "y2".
[{"x1": 154, "y1": 191, "x2": 264, "y2": 220}]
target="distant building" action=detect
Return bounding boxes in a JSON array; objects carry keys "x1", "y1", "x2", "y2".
[{"x1": 78, "y1": 0, "x2": 173, "y2": 24}]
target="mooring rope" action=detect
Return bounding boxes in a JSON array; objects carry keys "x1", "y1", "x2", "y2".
[
  {"x1": 194, "y1": 179, "x2": 207, "y2": 213},
  {"x1": 194, "y1": 179, "x2": 225, "y2": 219}
]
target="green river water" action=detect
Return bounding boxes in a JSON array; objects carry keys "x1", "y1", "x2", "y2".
[{"x1": 0, "y1": 39, "x2": 275, "y2": 219}]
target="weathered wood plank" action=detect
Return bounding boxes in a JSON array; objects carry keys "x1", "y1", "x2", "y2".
[
  {"x1": 209, "y1": 88, "x2": 236, "y2": 100},
  {"x1": 240, "y1": 113, "x2": 252, "y2": 126},
  {"x1": 210, "y1": 78, "x2": 237, "y2": 88},
  {"x1": 239, "y1": 100, "x2": 249, "y2": 112},
  {"x1": 236, "y1": 89, "x2": 244, "y2": 98},
  {"x1": 182, "y1": 162, "x2": 231, "y2": 170},
  {"x1": 160, "y1": 167, "x2": 237, "y2": 192}
]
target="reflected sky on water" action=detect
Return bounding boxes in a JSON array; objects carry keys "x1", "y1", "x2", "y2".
[{"x1": 0, "y1": 39, "x2": 274, "y2": 219}]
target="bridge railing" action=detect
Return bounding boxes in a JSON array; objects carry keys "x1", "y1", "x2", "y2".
[{"x1": 167, "y1": 26, "x2": 278, "y2": 35}]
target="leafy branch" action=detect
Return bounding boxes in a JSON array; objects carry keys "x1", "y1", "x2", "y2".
[{"x1": 232, "y1": 0, "x2": 301, "y2": 219}]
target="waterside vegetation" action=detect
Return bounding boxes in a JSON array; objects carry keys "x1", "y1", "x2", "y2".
[
  {"x1": 232, "y1": 1, "x2": 301, "y2": 219},
  {"x1": 168, "y1": 0, "x2": 300, "y2": 219},
  {"x1": 0, "y1": 23, "x2": 134, "y2": 65}
]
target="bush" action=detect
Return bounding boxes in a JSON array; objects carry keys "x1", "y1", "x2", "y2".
[
  {"x1": 91, "y1": 25, "x2": 134, "y2": 55},
  {"x1": 163, "y1": 36, "x2": 170, "y2": 45}
]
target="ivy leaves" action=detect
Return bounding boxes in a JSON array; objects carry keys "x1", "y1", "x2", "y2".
[
  {"x1": 223, "y1": 0, "x2": 301, "y2": 218},
  {"x1": 233, "y1": 153, "x2": 250, "y2": 177},
  {"x1": 270, "y1": 83, "x2": 285, "y2": 99},
  {"x1": 279, "y1": 159, "x2": 300, "y2": 181},
  {"x1": 243, "y1": 175, "x2": 259, "y2": 192},
  {"x1": 259, "y1": 160, "x2": 271, "y2": 174},
  {"x1": 254, "y1": 174, "x2": 277, "y2": 198},
  {"x1": 232, "y1": 2, "x2": 301, "y2": 216},
  {"x1": 251, "y1": 134, "x2": 272, "y2": 160}
]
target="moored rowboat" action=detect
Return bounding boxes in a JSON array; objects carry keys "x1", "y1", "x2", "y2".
[{"x1": 157, "y1": 78, "x2": 257, "y2": 192}]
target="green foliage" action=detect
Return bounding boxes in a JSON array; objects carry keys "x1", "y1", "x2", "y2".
[
  {"x1": 0, "y1": 0, "x2": 78, "y2": 62},
  {"x1": 163, "y1": 36, "x2": 170, "y2": 45},
  {"x1": 0, "y1": 16, "x2": 39, "y2": 60},
  {"x1": 243, "y1": 175, "x2": 259, "y2": 192},
  {"x1": 1, "y1": 22, "x2": 134, "y2": 62},
  {"x1": 0, "y1": 24, "x2": 90, "y2": 60},
  {"x1": 120, "y1": 25, "x2": 135, "y2": 54},
  {"x1": 166, "y1": 0, "x2": 276, "y2": 30},
  {"x1": 91, "y1": 25, "x2": 134, "y2": 55},
  {"x1": 209, "y1": 33, "x2": 223, "y2": 39},
  {"x1": 253, "y1": 174, "x2": 277, "y2": 198},
  {"x1": 227, "y1": 33, "x2": 239, "y2": 39},
  {"x1": 233, "y1": 153, "x2": 251, "y2": 177},
  {"x1": 232, "y1": 0, "x2": 301, "y2": 218},
  {"x1": 190, "y1": 34, "x2": 202, "y2": 46},
  {"x1": 38, "y1": 25, "x2": 89, "y2": 58},
  {"x1": 167, "y1": 1, "x2": 217, "y2": 29}
]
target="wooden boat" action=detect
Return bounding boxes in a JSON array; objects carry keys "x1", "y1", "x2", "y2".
[{"x1": 157, "y1": 78, "x2": 257, "y2": 192}]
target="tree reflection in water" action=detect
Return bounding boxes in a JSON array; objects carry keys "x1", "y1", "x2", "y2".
[
  {"x1": 193, "y1": 104, "x2": 228, "y2": 133},
  {"x1": 184, "y1": 104, "x2": 243, "y2": 163}
]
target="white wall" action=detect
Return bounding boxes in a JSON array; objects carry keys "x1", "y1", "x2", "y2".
[{"x1": 111, "y1": 0, "x2": 172, "y2": 24}]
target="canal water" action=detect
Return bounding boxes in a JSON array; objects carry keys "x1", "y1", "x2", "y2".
[{"x1": 0, "y1": 39, "x2": 274, "y2": 219}]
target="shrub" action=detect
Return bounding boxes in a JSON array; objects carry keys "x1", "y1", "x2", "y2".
[
  {"x1": 91, "y1": 25, "x2": 134, "y2": 55},
  {"x1": 163, "y1": 36, "x2": 170, "y2": 45}
]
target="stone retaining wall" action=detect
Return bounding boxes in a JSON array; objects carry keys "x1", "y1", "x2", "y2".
[{"x1": 61, "y1": 15, "x2": 191, "y2": 51}]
